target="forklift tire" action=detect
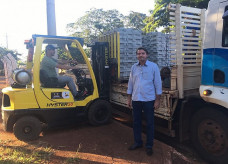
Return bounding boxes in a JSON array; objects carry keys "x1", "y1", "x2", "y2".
[
  {"x1": 88, "y1": 100, "x2": 112, "y2": 126},
  {"x1": 191, "y1": 108, "x2": 228, "y2": 164},
  {"x1": 13, "y1": 116, "x2": 42, "y2": 141}
]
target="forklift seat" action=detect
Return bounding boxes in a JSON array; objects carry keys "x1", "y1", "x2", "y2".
[{"x1": 40, "y1": 69, "x2": 66, "y2": 88}]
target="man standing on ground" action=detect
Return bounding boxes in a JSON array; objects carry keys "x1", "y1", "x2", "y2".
[
  {"x1": 127, "y1": 47, "x2": 162, "y2": 156},
  {"x1": 41, "y1": 45, "x2": 78, "y2": 98}
]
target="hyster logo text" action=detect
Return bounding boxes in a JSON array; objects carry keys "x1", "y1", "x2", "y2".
[{"x1": 47, "y1": 102, "x2": 73, "y2": 107}]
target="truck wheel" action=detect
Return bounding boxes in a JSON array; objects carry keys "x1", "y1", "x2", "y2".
[
  {"x1": 191, "y1": 108, "x2": 228, "y2": 164},
  {"x1": 88, "y1": 100, "x2": 112, "y2": 126},
  {"x1": 13, "y1": 116, "x2": 42, "y2": 141}
]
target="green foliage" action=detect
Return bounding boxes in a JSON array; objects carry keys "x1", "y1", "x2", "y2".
[
  {"x1": 0, "y1": 140, "x2": 54, "y2": 164},
  {"x1": 67, "y1": 8, "x2": 125, "y2": 44},
  {"x1": 178, "y1": 0, "x2": 210, "y2": 8},
  {"x1": 0, "y1": 47, "x2": 21, "y2": 60},
  {"x1": 67, "y1": 8, "x2": 147, "y2": 44},
  {"x1": 68, "y1": 47, "x2": 85, "y2": 64},
  {"x1": 66, "y1": 0, "x2": 210, "y2": 41},
  {"x1": 143, "y1": 0, "x2": 210, "y2": 33},
  {"x1": 65, "y1": 143, "x2": 81, "y2": 164},
  {"x1": 125, "y1": 11, "x2": 147, "y2": 30},
  {"x1": 17, "y1": 60, "x2": 26, "y2": 67},
  {"x1": 57, "y1": 47, "x2": 87, "y2": 64},
  {"x1": 57, "y1": 48, "x2": 68, "y2": 60},
  {"x1": 83, "y1": 48, "x2": 91, "y2": 58},
  {"x1": 0, "y1": 140, "x2": 84, "y2": 164}
]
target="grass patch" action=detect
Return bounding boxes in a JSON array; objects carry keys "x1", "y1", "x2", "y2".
[
  {"x1": 0, "y1": 140, "x2": 55, "y2": 164},
  {"x1": 65, "y1": 143, "x2": 82, "y2": 164}
]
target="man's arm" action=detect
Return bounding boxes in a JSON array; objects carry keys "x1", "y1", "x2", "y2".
[
  {"x1": 127, "y1": 94, "x2": 132, "y2": 109},
  {"x1": 153, "y1": 64, "x2": 162, "y2": 110},
  {"x1": 57, "y1": 59, "x2": 67, "y2": 64},
  {"x1": 127, "y1": 66, "x2": 133, "y2": 109},
  {"x1": 56, "y1": 63, "x2": 77, "y2": 70},
  {"x1": 57, "y1": 59, "x2": 77, "y2": 65}
]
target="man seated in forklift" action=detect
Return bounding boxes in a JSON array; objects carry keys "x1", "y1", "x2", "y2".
[{"x1": 41, "y1": 44, "x2": 80, "y2": 99}]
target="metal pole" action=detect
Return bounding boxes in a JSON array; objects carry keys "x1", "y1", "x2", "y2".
[
  {"x1": 46, "y1": 0, "x2": 56, "y2": 35},
  {"x1": 6, "y1": 33, "x2": 8, "y2": 49}
]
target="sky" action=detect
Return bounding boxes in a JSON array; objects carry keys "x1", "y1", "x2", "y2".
[{"x1": 0, "y1": 0, "x2": 154, "y2": 57}]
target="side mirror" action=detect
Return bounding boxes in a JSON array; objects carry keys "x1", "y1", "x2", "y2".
[{"x1": 223, "y1": 10, "x2": 228, "y2": 19}]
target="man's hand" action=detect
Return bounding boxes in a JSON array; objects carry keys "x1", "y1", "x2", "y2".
[
  {"x1": 154, "y1": 95, "x2": 161, "y2": 110},
  {"x1": 70, "y1": 65, "x2": 78, "y2": 70},
  {"x1": 154, "y1": 99, "x2": 160, "y2": 109},
  {"x1": 56, "y1": 64, "x2": 77, "y2": 70},
  {"x1": 127, "y1": 95, "x2": 132, "y2": 109}
]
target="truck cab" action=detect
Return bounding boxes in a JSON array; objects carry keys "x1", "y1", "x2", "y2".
[{"x1": 200, "y1": 0, "x2": 228, "y2": 108}]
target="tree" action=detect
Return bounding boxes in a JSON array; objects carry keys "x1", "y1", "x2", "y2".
[
  {"x1": 178, "y1": 0, "x2": 210, "y2": 8},
  {"x1": 66, "y1": 8, "x2": 124, "y2": 44},
  {"x1": 0, "y1": 47, "x2": 22, "y2": 73},
  {"x1": 125, "y1": 11, "x2": 147, "y2": 30},
  {"x1": 0, "y1": 47, "x2": 21, "y2": 60},
  {"x1": 143, "y1": 0, "x2": 210, "y2": 33},
  {"x1": 67, "y1": 8, "x2": 147, "y2": 44}
]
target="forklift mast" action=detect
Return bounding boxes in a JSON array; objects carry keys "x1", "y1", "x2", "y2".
[{"x1": 92, "y1": 42, "x2": 110, "y2": 100}]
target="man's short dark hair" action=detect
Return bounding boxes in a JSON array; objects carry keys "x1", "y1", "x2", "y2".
[
  {"x1": 136, "y1": 47, "x2": 149, "y2": 54},
  {"x1": 45, "y1": 45, "x2": 57, "y2": 51}
]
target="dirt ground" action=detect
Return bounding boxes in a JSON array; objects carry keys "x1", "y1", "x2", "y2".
[
  {"x1": 0, "y1": 77, "x2": 205, "y2": 164},
  {"x1": 0, "y1": 118, "x2": 203, "y2": 164}
]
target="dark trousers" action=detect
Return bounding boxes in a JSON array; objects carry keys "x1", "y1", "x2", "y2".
[{"x1": 132, "y1": 101, "x2": 155, "y2": 148}]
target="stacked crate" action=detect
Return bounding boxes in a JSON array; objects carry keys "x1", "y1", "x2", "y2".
[
  {"x1": 142, "y1": 32, "x2": 172, "y2": 70},
  {"x1": 116, "y1": 28, "x2": 142, "y2": 79},
  {"x1": 165, "y1": 34, "x2": 173, "y2": 67},
  {"x1": 101, "y1": 28, "x2": 142, "y2": 80},
  {"x1": 98, "y1": 29, "x2": 175, "y2": 79}
]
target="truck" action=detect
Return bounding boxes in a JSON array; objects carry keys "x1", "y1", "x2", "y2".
[
  {"x1": 94, "y1": 1, "x2": 228, "y2": 164},
  {"x1": 1, "y1": 0, "x2": 228, "y2": 163}
]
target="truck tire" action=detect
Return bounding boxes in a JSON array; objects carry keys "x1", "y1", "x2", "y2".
[
  {"x1": 13, "y1": 116, "x2": 42, "y2": 141},
  {"x1": 191, "y1": 108, "x2": 228, "y2": 164},
  {"x1": 88, "y1": 100, "x2": 112, "y2": 126}
]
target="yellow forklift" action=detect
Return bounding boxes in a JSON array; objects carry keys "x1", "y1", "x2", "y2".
[{"x1": 1, "y1": 35, "x2": 111, "y2": 141}]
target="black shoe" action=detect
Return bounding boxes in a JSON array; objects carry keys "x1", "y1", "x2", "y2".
[
  {"x1": 74, "y1": 91, "x2": 88, "y2": 100},
  {"x1": 146, "y1": 148, "x2": 153, "y2": 156},
  {"x1": 128, "y1": 144, "x2": 143, "y2": 150}
]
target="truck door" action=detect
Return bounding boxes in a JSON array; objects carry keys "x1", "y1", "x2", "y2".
[
  {"x1": 213, "y1": 1, "x2": 228, "y2": 88},
  {"x1": 202, "y1": 1, "x2": 228, "y2": 88},
  {"x1": 201, "y1": 2, "x2": 219, "y2": 86}
]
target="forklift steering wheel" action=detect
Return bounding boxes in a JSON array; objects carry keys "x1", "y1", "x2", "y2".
[
  {"x1": 72, "y1": 69, "x2": 86, "y2": 83},
  {"x1": 69, "y1": 59, "x2": 78, "y2": 66}
]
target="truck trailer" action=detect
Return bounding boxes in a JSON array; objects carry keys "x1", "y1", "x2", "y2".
[{"x1": 93, "y1": 1, "x2": 228, "y2": 164}]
